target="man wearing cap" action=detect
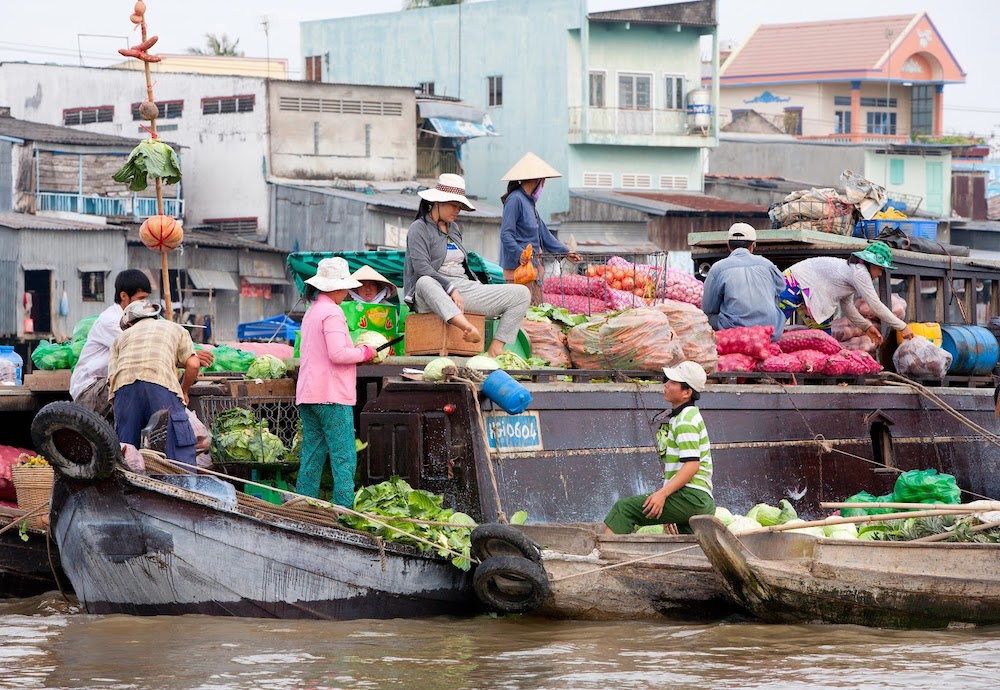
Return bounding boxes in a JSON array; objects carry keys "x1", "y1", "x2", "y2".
[
  {"x1": 108, "y1": 300, "x2": 203, "y2": 466},
  {"x1": 604, "y1": 361, "x2": 715, "y2": 535},
  {"x1": 701, "y1": 223, "x2": 786, "y2": 340}
]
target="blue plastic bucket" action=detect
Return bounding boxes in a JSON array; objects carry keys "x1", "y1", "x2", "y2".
[
  {"x1": 939, "y1": 325, "x2": 999, "y2": 376},
  {"x1": 481, "y1": 369, "x2": 532, "y2": 415}
]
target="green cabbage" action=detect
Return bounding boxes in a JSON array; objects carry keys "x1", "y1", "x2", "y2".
[
  {"x1": 355, "y1": 331, "x2": 390, "y2": 362},
  {"x1": 495, "y1": 351, "x2": 529, "y2": 370},
  {"x1": 510, "y1": 510, "x2": 528, "y2": 525},
  {"x1": 782, "y1": 519, "x2": 826, "y2": 538},
  {"x1": 466, "y1": 354, "x2": 500, "y2": 372},
  {"x1": 635, "y1": 524, "x2": 665, "y2": 534},
  {"x1": 423, "y1": 357, "x2": 457, "y2": 382},
  {"x1": 112, "y1": 139, "x2": 182, "y2": 191},
  {"x1": 244, "y1": 354, "x2": 287, "y2": 380},
  {"x1": 714, "y1": 506, "x2": 735, "y2": 526},
  {"x1": 727, "y1": 515, "x2": 761, "y2": 534},
  {"x1": 823, "y1": 523, "x2": 859, "y2": 539},
  {"x1": 746, "y1": 500, "x2": 797, "y2": 527}
]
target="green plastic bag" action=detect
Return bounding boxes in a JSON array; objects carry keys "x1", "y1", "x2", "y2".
[
  {"x1": 203, "y1": 344, "x2": 257, "y2": 373},
  {"x1": 341, "y1": 301, "x2": 408, "y2": 356},
  {"x1": 30, "y1": 340, "x2": 74, "y2": 370},
  {"x1": 840, "y1": 491, "x2": 897, "y2": 518},
  {"x1": 891, "y1": 469, "x2": 961, "y2": 505},
  {"x1": 72, "y1": 314, "x2": 100, "y2": 343},
  {"x1": 69, "y1": 339, "x2": 85, "y2": 370}
]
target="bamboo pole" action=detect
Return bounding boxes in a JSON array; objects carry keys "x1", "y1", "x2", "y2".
[
  {"x1": 821, "y1": 501, "x2": 1000, "y2": 512},
  {"x1": 743, "y1": 507, "x2": 990, "y2": 536}
]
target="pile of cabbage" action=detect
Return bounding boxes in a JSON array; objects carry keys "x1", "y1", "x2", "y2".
[{"x1": 636, "y1": 499, "x2": 859, "y2": 539}]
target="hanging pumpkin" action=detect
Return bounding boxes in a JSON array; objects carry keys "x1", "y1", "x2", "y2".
[{"x1": 139, "y1": 215, "x2": 183, "y2": 253}]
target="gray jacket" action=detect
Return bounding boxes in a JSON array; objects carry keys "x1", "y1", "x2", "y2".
[{"x1": 403, "y1": 216, "x2": 480, "y2": 305}]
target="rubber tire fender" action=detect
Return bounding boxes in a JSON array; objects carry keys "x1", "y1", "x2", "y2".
[
  {"x1": 472, "y1": 555, "x2": 550, "y2": 614},
  {"x1": 31, "y1": 401, "x2": 120, "y2": 480},
  {"x1": 471, "y1": 523, "x2": 543, "y2": 563}
]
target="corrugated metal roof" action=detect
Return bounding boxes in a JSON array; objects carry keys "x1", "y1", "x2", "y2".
[
  {"x1": 0, "y1": 212, "x2": 122, "y2": 231},
  {"x1": 186, "y1": 268, "x2": 239, "y2": 291},
  {"x1": 126, "y1": 227, "x2": 289, "y2": 254},
  {"x1": 722, "y1": 14, "x2": 916, "y2": 80},
  {"x1": 569, "y1": 189, "x2": 766, "y2": 215},
  {"x1": 589, "y1": 1, "x2": 716, "y2": 28},
  {"x1": 279, "y1": 184, "x2": 503, "y2": 220},
  {"x1": 0, "y1": 115, "x2": 140, "y2": 148}
]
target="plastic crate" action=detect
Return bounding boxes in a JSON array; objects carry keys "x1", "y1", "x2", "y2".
[
  {"x1": 853, "y1": 219, "x2": 938, "y2": 241},
  {"x1": 236, "y1": 315, "x2": 300, "y2": 342}
]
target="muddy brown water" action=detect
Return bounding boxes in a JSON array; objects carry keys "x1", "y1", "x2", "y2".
[{"x1": 2, "y1": 594, "x2": 1000, "y2": 689}]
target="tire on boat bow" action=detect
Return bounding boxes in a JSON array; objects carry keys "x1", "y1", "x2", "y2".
[
  {"x1": 30, "y1": 401, "x2": 120, "y2": 480},
  {"x1": 472, "y1": 555, "x2": 550, "y2": 614},
  {"x1": 471, "y1": 524, "x2": 543, "y2": 563}
]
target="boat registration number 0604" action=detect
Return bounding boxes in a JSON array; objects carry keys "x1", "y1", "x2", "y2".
[{"x1": 484, "y1": 411, "x2": 543, "y2": 452}]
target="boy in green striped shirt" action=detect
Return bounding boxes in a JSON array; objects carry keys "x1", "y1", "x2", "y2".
[{"x1": 604, "y1": 361, "x2": 715, "y2": 535}]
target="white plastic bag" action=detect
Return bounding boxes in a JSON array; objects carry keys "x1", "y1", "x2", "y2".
[
  {"x1": 186, "y1": 409, "x2": 212, "y2": 452},
  {"x1": 892, "y1": 336, "x2": 952, "y2": 379}
]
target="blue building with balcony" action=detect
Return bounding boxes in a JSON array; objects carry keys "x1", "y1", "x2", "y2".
[{"x1": 301, "y1": 0, "x2": 719, "y2": 217}]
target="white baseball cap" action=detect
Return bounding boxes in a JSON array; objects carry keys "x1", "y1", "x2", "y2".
[
  {"x1": 662, "y1": 361, "x2": 708, "y2": 393},
  {"x1": 728, "y1": 222, "x2": 757, "y2": 242}
]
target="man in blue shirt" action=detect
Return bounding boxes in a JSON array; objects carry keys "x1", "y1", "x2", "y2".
[{"x1": 701, "y1": 223, "x2": 785, "y2": 340}]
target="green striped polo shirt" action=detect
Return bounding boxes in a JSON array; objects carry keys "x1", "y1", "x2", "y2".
[{"x1": 655, "y1": 404, "x2": 713, "y2": 496}]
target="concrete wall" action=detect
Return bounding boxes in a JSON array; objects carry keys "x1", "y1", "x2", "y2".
[
  {"x1": 0, "y1": 63, "x2": 269, "y2": 236},
  {"x1": 709, "y1": 138, "x2": 866, "y2": 188},
  {"x1": 0, "y1": 141, "x2": 10, "y2": 212},
  {"x1": 268, "y1": 81, "x2": 416, "y2": 181},
  {"x1": 864, "y1": 149, "x2": 952, "y2": 216},
  {"x1": 569, "y1": 144, "x2": 702, "y2": 191}
]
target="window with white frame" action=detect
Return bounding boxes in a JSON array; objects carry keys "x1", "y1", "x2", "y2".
[
  {"x1": 866, "y1": 111, "x2": 896, "y2": 135},
  {"x1": 418, "y1": 82, "x2": 435, "y2": 96},
  {"x1": 621, "y1": 174, "x2": 653, "y2": 190},
  {"x1": 618, "y1": 73, "x2": 651, "y2": 110},
  {"x1": 487, "y1": 76, "x2": 503, "y2": 107},
  {"x1": 834, "y1": 110, "x2": 852, "y2": 134},
  {"x1": 664, "y1": 75, "x2": 685, "y2": 110},
  {"x1": 582, "y1": 172, "x2": 614, "y2": 188},
  {"x1": 589, "y1": 72, "x2": 605, "y2": 107}
]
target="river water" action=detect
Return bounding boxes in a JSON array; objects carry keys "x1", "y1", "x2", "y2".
[{"x1": 2, "y1": 594, "x2": 1000, "y2": 689}]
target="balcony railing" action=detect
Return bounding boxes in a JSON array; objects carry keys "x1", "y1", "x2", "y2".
[
  {"x1": 798, "y1": 133, "x2": 909, "y2": 145},
  {"x1": 568, "y1": 106, "x2": 693, "y2": 138},
  {"x1": 35, "y1": 192, "x2": 183, "y2": 221}
]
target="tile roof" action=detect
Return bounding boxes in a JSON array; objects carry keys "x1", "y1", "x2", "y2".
[
  {"x1": 0, "y1": 115, "x2": 140, "y2": 148},
  {"x1": 722, "y1": 14, "x2": 916, "y2": 82},
  {"x1": 0, "y1": 212, "x2": 124, "y2": 231}
]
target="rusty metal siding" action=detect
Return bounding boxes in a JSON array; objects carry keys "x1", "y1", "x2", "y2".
[
  {"x1": 0, "y1": 228, "x2": 16, "y2": 336},
  {"x1": 273, "y1": 185, "x2": 367, "y2": 254},
  {"x1": 19, "y1": 228, "x2": 127, "y2": 340}
]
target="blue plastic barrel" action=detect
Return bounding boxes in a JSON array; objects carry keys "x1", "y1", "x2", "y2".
[
  {"x1": 481, "y1": 370, "x2": 532, "y2": 415},
  {"x1": 939, "y1": 325, "x2": 999, "y2": 376},
  {"x1": 0, "y1": 346, "x2": 22, "y2": 386}
]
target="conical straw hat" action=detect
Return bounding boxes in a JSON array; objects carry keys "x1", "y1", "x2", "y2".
[
  {"x1": 501, "y1": 152, "x2": 562, "y2": 181},
  {"x1": 350, "y1": 265, "x2": 398, "y2": 298}
]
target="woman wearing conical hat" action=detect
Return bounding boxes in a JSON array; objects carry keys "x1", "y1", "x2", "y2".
[
  {"x1": 499, "y1": 152, "x2": 581, "y2": 285},
  {"x1": 347, "y1": 265, "x2": 398, "y2": 305}
]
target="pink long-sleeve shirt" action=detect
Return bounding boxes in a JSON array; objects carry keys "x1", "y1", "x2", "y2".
[{"x1": 295, "y1": 293, "x2": 372, "y2": 405}]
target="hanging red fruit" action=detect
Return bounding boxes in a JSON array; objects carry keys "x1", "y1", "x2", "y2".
[{"x1": 139, "y1": 215, "x2": 184, "y2": 253}]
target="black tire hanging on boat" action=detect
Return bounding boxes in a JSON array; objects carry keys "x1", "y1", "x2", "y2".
[
  {"x1": 471, "y1": 524, "x2": 543, "y2": 563},
  {"x1": 473, "y1": 555, "x2": 550, "y2": 614},
  {"x1": 30, "y1": 401, "x2": 120, "y2": 480}
]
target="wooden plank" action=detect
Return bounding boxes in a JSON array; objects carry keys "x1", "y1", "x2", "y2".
[
  {"x1": 23, "y1": 370, "x2": 71, "y2": 392},
  {"x1": 228, "y1": 379, "x2": 296, "y2": 398}
]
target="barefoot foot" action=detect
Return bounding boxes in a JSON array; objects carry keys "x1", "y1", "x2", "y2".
[{"x1": 462, "y1": 327, "x2": 482, "y2": 344}]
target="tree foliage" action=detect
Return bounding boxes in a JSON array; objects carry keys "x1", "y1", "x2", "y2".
[{"x1": 187, "y1": 33, "x2": 244, "y2": 57}]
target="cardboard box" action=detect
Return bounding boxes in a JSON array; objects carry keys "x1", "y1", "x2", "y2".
[
  {"x1": 24, "y1": 370, "x2": 72, "y2": 392},
  {"x1": 404, "y1": 313, "x2": 485, "y2": 356},
  {"x1": 228, "y1": 378, "x2": 296, "y2": 398}
]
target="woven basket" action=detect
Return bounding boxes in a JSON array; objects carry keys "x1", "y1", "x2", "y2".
[{"x1": 11, "y1": 465, "x2": 54, "y2": 532}]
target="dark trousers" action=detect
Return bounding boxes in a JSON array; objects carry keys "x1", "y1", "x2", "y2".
[{"x1": 113, "y1": 381, "x2": 197, "y2": 465}]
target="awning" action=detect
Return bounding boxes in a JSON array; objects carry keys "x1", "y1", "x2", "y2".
[
  {"x1": 425, "y1": 116, "x2": 498, "y2": 139},
  {"x1": 186, "y1": 268, "x2": 238, "y2": 291},
  {"x1": 241, "y1": 276, "x2": 289, "y2": 286},
  {"x1": 77, "y1": 264, "x2": 112, "y2": 274}
]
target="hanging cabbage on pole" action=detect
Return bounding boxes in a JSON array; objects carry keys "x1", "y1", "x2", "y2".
[{"x1": 112, "y1": 139, "x2": 182, "y2": 191}]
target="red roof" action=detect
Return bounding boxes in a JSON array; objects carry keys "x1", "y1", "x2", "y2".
[{"x1": 722, "y1": 13, "x2": 965, "y2": 85}]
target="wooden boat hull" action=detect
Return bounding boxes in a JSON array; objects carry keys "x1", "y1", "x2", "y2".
[
  {"x1": 691, "y1": 514, "x2": 1000, "y2": 628},
  {"x1": 49, "y1": 473, "x2": 476, "y2": 619},
  {"x1": 0, "y1": 526, "x2": 62, "y2": 598},
  {"x1": 514, "y1": 524, "x2": 742, "y2": 620}
]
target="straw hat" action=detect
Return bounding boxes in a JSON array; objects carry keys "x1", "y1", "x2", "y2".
[
  {"x1": 501, "y1": 152, "x2": 562, "y2": 182},
  {"x1": 305, "y1": 257, "x2": 362, "y2": 293},
  {"x1": 350, "y1": 265, "x2": 398, "y2": 298},
  {"x1": 120, "y1": 299, "x2": 162, "y2": 329},
  {"x1": 417, "y1": 173, "x2": 476, "y2": 211}
]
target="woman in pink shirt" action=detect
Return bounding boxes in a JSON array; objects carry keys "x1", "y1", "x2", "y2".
[{"x1": 296, "y1": 257, "x2": 376, "y2": 504}]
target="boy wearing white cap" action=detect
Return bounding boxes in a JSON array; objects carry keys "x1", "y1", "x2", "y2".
[
  {"x1": 604, "y1": 361, "x2": 715, "y2": 535},
  {"x1": 701, "y1": 223, "x2": 786, "y2": 341}
]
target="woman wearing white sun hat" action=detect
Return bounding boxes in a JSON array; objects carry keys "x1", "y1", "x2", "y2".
[
  {"x1": 403, "y1": 173, "x2": 531, "y2": 358},
  {"x1": 297, "y1": 257, "x2": 376, "y2": 505}
]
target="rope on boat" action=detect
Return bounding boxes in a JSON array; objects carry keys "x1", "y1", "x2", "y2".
[
  {"x1": 548, "y1": 543, "x2": 700, "y2": 583},
  {"x1": 153, "y1": 456, "x2": 480, "y2": 565}
]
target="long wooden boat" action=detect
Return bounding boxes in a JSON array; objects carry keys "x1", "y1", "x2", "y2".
[
  {"x1": 34, "y1": 401, "x2": 476, "y2": 619},
  {"x1": 690, "y1": 513, "x2": 1000, "y2": 628},
  {"x1": 0, "y1": 510, "x2": 62, "y2": 599}
]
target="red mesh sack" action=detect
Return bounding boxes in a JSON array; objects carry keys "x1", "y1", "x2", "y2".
[
  {"x1": 519, "y1": 318, "x2": 571, "y2": 368},
  {"x1": 607, "y1": 256, "x2": 703, "y2": 307},
  {"x1": 567, "y1": 308, "x2": 685, "y2": 372},
  {"x1": 756, "y1": 353, "x2": 805, "y2": 373},
  {"x1": 845, "y1": 350, "x2": 882, "y2": 374},
  {"x1": 542, "y1": 274, "x2": 608, "y2": 300},
  {"x1": 607, "y1": 287, "x2": 649, "y2": 311},
  {"x1": 715, "y1": 326, "x2": 773, "y2": 360},
  {"x1": 795, "y1": 349, "x2": 830, "y2": 373},
  {"x1": 766, "y1": 343, "x2": 782, "y2": 356},
  {"x1": 822, "y1": 351, "x2": 869, "y2": 376},
  {"x1": 778, "y1": 330, "x2": 841, "y2": 355},
  {"x1": 830, "y1": 317, "x2": 864, "y2": 342},
  {"x1": 655, "y1": 300, "x2": 718, "y2": 374},
  {"x1": 542, "y1": 292, "x2": 606, "y2": 315},
  {"x1": 718, "y1": 353, "x2": 757, "y2": 372},
  {"x1": 839, "y1": 336, "x2": 877, "y2": 353}
]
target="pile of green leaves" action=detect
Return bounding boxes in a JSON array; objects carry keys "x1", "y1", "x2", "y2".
[
  {"x1": 112, "y1": 139, "x2": 182, "y2": 191},
  {"x1": 525, "y1": 304, "x2": 589, "y2": 331},
  {"x1": 211, "y1": 407, "x2": 288, "y2": 464},
  {"x1": 859, "y1": 515, "x2": 1000, "y2": 543},
  {"x1": 340, "y1": 476, "x2": 477, "y2": 570},
  {"x1": 244, "y1": 354, "x2": 287, "y2": 380}
]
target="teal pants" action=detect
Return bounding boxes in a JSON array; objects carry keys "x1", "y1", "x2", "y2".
[
  {"x1": 297, "y1": 403, "x2": 357, "y2": 506},
  {"x1": 604, "y1": 486, "x2": 715, "y2": 534}
]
